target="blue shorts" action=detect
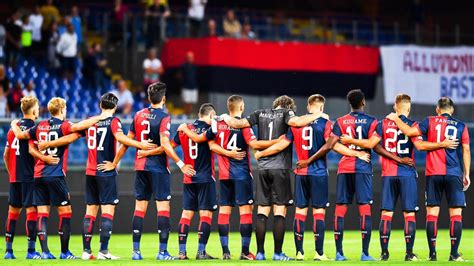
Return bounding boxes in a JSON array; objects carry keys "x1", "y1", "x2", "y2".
[
  {"x1": 381, "y1": 175, "x2": 419, "y2": 212},
  {"x1": 33, "y1": 176, "x2": 70, "y2": 206},
  {"x1": 336, "y1": 173, "x2": 373, "y2": 205},
  {"x1": 9, "y1": 182, "x2": 35, "y2": 208},
  {"x1": 219, "y1": 179, "x2": 254, "y2": 206},
  {"x1": 135, "y1": 171, "x2": 171, "y2": 201},
  {"x1": 86, "y1": 175, "x2": 119, "y2": 205},
  {"x1": 295, "y1": 175, "x2": 329, "y2": 209},
  {"x1": 425, "y1": 175, "x2": 466, "y2": 208},
  {"x1": 183, "y1": 182, "x2": 218, "y2": 211}
]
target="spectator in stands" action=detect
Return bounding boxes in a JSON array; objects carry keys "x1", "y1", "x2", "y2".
[
  {"x1": 40, "y1": 0, "x2": 61, "y2": 30},
  {"x1": 188, "y1": 0, "x2": 207, "y2": 37},
  {"x1": 111, "y1": 0, "x2": 129, "y2": 44},
  {"x1": 111, "y1": 79, "x2": 134, "y2": 116},
  {"x1": 70, "y1": 6, "x2": 83, "y2": 49},
  {"x1": 0, "y1": 24, "x2": 5, "y2": 64},
  {"x1": 145, "y1": 0, "x2": 170, "y2": 48},
  {"x1": 0, "y1": 85, "x2": 7, "y2": 117},
  {"x1": 241, "y1": 22, "x2": 256, "y2": 39},
  {"x1": 45, "y1": 21, "x2": 60, "y2": 71},
  {"x1": 7, "y1": 81, "x2": 23, "y2": 115},
  {"x1": 21, "y1": 14, "x2": 33, "y2": 58},
  {"x1": 83, "y1": 42, "x2": 108, "y2": 90},
  {"x1": 4, "y1": 10, "x2": 22, "y2": 68},
  {"x1": 22, "y1": 80, "x2": 37, "y2": 98},
  {"x1": 0, "y1": 65, "x2": 9, "y2": 92},
  {"x1": 56, "y1": 23, "x2": 77, "y2": 80},
  {"x1": 29, "y1": 5, "x2": 44, "y2": 58},
  {"x1": 223, "y1": 9, "x2": 241, "y2": 38},
  {"x1": 143, "y1": 47, "x2": 164, "y2": 91},
  {"x1": 207, "y1": 19, "x2": 217, "y2": 37},
  {"x1": 180, "y1": 51, "x2": 198, "y2": 116}
]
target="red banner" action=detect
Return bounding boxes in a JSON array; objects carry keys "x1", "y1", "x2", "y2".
[{"x1": 161, "y1": 37, "x2": 379, "y2": 74}]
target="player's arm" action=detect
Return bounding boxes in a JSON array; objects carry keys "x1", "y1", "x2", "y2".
[
  {"x1": 28, "y1": 142, "x2": 60, "y2": 165},
  {"x1": 10, "y1": 120, "x2": 30, "y2": 139},
  {"x1": 413, "y1": 138, "x2": 458, "y2": 151},
  {"x1": 333, "y1": 143, "x2": 371, "y2": 162},
  {"x1": 295, "y1": 136, "x2": 338, "y2": 169},
  {"x1": 248, "y1": 137, "x2": 282, "y2": 151},
  {"x1": 160, "y1": 133, "x2": 196, "y2": 176},
  {"x1": 462, "y1": 143, "x2": 471, "y2": 191},
  {"x1": 70, "y1": 114, "x2": 108, "y2": 132},
  {"x1": 114, "y1": 131, "x2": 157, "y2": 150},
  {"x1": 287, "y1": 113, "x2": 329, "y2": 127},
  {"x1": 97, "y1": 131, "x2": 134, "y2": 172},
  {"x1": 208, "y1": 140, "x2": 246, "y2": 160},
  {"x1": 386, "y1": 113, "x2": 420, "y2": 137},
  {"x1": 222, "y1": 115, "x2": 251, "y2": 129},
  {"x1": 38, "y1": 133, "x2": 82, "y2": 151},
  {"x1": 3, "y1": 147, "x2": 10, "y2": 175},
  {"x1": 373, "y1": 144, "x2": 414, "y2": 166},
  {"x1": 340, "y1": 134, "x2": 381, "y2": 149},
  {"x1": 177, "y1": 123, "x2": 208, "y2": 143},
  {"x1": 137, "y1": 146, "x2": 165, "y2": 158},
  {"x1": 254, "y1": 138, "x2": 291, "y2": 160}
]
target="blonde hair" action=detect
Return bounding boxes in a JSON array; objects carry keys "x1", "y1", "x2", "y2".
[
  {"x1": 307, "y1": 94, "x2": 325, "y2": 105},
  {"x1": 20, "y1": 96, "x2": 39, "y2": 115},
  {"x1": 395, "y1": 94, "x2": 411, "y2": 105},
  {"x1": 47, "y1": 97, "x2": 66, "y2": 116},
  {"x1": 227, "y1": 95, "x2": 243, "y2": 112}
]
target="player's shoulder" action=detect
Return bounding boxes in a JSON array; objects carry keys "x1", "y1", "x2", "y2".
[{"x1": 361, "y1": 112, "x2": 377, "y2": 121}]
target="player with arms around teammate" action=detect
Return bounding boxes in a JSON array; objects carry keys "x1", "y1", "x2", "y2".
[
  {"x1": 387, "y1": 97, "x2": 470, "y2": 261},
  {"x1": 221, "y1": 95, "x2": 327, "y2": 261},
  {"x1": 179, "y1": 95, "x2": 279, "y2": 260},
  {"x1": 328, "y1": 89, "x2": 412, "y2": 261},
  {"x1": 255, "y1": 94, "x2": 371, "y2": 261},
  {"x1": 37, "y1": 93, "x2": 157, "y2": 260},
  {"x1": 168, "y1": 103, "x2": 219, "y2": 260},
  {"x1": 3, "y1": 96, "x2": 50, "y2": 259},
  {"x1": 113, "y1": 82, "x2": 194, "y2": 260},
  {"x1": 10, "y1": 97, "x2": 107, "y2": 259},
  {"x1": 342, "y1": 94, "x2": 458, "y2": 261}
]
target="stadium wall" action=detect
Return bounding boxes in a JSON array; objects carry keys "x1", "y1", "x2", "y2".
[{"x1": 1, "y1": 168, "x2": 472, "y2": 234}]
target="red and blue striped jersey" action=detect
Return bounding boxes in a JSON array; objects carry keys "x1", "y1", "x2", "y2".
[
  {"x1": 285, "y1": 117, "x2": 332, "y2": 176},
  {"x1": 5, "y1": 118, "x2": 36, "y2": 182},
  {"x1": 85, "y1": 116, "x2": 123, "y2": 177},
  {"x1": 172, "y1": 120, "x2": 215, "y2": 184},
  {"x1": 331, "y1": 111, "x2": 378, "y2": 174},
  {"x1": 130, "y1": 107, "x2": 170, "y2": 173},
  {"x1": 415, "y1": 113, "x2": 469, "y2": 177},
  {"x1": 28, "y1": 117, "x2": 72, "y2": 178},
  {"x1": 211, "y1": 119, "x2": 256, "y2": 180},
  {"x1": 376, "y1": 116, "x2": 419, "y2": 177}
]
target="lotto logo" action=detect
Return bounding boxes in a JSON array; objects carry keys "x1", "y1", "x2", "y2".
[
  {"x1": 248, "y1": 199, "x2": 254, "y2": 204},
  {"x1": 61, "y1": 201, "x2": 68, "y2": 206},
  {"x1": 288, "y1": 200, "x2": 294, "y2": 204},
  {"x1": 114, "y1": 199, "x2": 119, "y2": 204},
  {"x1": 167, "y1": 195, "x2": 172, "y2": 200},
  {"x1": 212, "y1": 205, "x2": 218, "y2": 209},
  {"x1": 415, "y1": 206, "x2": 420, "y2": 211}
]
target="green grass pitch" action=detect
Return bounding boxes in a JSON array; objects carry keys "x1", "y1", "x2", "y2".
[{"x1": 2, "y1": 230, "x2": 472, "y2": 265}]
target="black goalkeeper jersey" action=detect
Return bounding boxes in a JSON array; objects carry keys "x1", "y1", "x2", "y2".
[{"x1": 246, "y1": 108, "x2": 295, "y2": 170}]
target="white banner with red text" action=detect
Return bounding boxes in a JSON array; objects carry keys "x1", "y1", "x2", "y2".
[{"x1": 380, "y1": 45, "x2": 474, "y2": 104}]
